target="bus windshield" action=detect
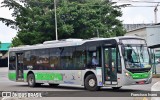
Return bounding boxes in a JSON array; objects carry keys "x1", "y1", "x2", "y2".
[{"x1": 124, "y1": 45, "x2": 151, "y2": 69}]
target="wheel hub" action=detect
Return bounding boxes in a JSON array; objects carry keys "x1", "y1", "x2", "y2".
[
  {"x1": 29, "y1": 77, "x2": 33, "y2": 85},
  {"x1": 89, "y1": 79, "x2": 95, "y2": 87}
]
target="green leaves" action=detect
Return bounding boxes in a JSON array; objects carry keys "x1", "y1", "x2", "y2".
[{"x1": 0, "y1": 0, "x2": 125, "y2": 46}]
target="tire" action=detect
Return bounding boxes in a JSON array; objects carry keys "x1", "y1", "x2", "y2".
[
  {"x1": 27, "y1": 73, "x2": 36, "y2": 87},
  {"x1": 84, "y1": 74, "x2": 100, "y2": 91},
  {"x1": 112, "y1": 87, "x2": 121, "y2": 90},
  {"x1": 49, "y1": 84, "x2": 59, "y2": 87}
]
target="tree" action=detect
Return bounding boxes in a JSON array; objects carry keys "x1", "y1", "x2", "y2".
[
  {"x1": 0, "y1": 0, "x2": 126, "y2": 46},
  {"x1": 0, "y1": 41, "x2": 1, "y2": 48}
]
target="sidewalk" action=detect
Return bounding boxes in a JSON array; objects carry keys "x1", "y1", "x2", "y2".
[
  {"x1": 153, "y1": 74, "x2": 160, "y2": 78},
  {"x1": 151, "y1": 81, "x2": 160, "y2": 100}
]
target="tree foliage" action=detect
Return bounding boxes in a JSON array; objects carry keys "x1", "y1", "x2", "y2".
[
  {"x1": 0, "y1": 41, "x2": 1, "y2": 48},
  {"x1": 0, "y1": 0, "x2": 126, "y2": 46}
]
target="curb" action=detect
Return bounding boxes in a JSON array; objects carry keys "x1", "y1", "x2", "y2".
[{"x1": 153, "y1": 74, "x2": 160, "y2": 78}]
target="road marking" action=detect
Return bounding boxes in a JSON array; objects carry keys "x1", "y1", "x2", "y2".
[
  {"x1": 151, "y1": 81, "x2": 160, "y2": 91},
  {"x1": 142, "y1": 97, "x2": 148, "y2": 100}
]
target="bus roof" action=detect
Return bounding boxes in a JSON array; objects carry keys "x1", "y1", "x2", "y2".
[{"x1": 9, "y1": 36, "x2": 144, "y2": 51}]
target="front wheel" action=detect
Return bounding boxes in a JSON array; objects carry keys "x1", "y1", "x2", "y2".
[{"x1": 84, "y1": 74, "x2": 100, "y2": 91}]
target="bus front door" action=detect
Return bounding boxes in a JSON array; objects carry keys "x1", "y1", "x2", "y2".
[
  {"x1": 103, "y1": 47, "x2": 117, "y2": 85},
  {"x1": 16, "y1": 53, "x2": 24, "y2": 81}
]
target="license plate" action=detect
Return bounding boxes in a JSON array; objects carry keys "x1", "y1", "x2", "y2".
[{"x1": 138, "y1": 81, "x2": 145, "y2": 84}]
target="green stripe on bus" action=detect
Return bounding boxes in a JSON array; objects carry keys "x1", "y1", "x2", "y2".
[
  {"x1": 24, "y1": 73, "x2": 27, "y2": 81},
  {"x1": 130, "y1": 72, "x2": 150, "y2": 79},
  {"x1": 8, "y1": 72, "x2": 16, "y2": 80},
  {"x1": 35, "y1": 72, "x2": 63, "y2": 81}
]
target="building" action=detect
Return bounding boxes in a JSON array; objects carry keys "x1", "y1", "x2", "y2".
[
  {"x1": 123, "y1": 24, "x2": 153, "y2": 32},
  {"x1": 125, "y1": 24, "x2": 160, "y2": 48},
  {"x1": 0, "y1": 43, "x2": 11, "y2": 67}
]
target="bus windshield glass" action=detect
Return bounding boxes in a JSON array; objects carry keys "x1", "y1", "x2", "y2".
[{"x1": 121, "y1": 39, "x2": 151, "y2": 69}]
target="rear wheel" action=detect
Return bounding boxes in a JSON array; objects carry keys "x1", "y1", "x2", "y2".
[
  {"x1": 27, "y1": 73, "x2": 36, "y2": 87},
  {"x1": 84, "y1": 74, "x2": 100, "y2": 91}
]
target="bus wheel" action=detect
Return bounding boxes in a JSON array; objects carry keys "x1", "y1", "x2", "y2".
[
  {"x1": 84, "y1": 74, "x2": 100, "y2": 91},
  {"x1": 27, "y1": 73, "x2": 36, "y2": 87},
  {"x1": 112, "y1": 87, "x2": 121, "y2": 90},
  {"x1": 49, "y1": 84, "x2": 59, "y2": 87}
]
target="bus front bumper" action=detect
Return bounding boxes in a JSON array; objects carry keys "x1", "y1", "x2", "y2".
[{"x1": 122, "y1": 75, "x2": 152, "y2": 86}]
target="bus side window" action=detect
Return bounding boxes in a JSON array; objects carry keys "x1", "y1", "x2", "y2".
[
  {"x1": 86, "y1": 46, "x2": 101, "y2": 67},
  {"x1": 73, "y1": 46, "x2": 86, "y2": 69},
  {"x1": 9, "y1": 52, "x2": 16, "y2": 70},
  {"x1": 23, "y1": 51, "x2": 31, "y2": 70},
  {"x1": 50, "y1": 48, "x2": 61, "y2": 70},
  {"x1": 60, "y1": 47, "x2": 74, "y2": 70}
]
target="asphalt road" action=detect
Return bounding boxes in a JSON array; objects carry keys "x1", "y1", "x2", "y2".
[{"x1": 0, "y1": 67, "x2": 160, "y2": 100}]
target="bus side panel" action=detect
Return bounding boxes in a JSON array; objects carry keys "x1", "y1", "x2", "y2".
[
  {"x1": 8, "y1": 70, "x2": 16, "y2": 81},
  {"x1": 24, "y1": 70, "x2": 62, "y2": 83},
  {"x1": 35, "y1": 71, "x2": 63, "y2": 82},
  {"x1": 25, "y1": 70, "x2": 83, "y2": 85},
  {"x1": 23, "y1": 70, "x2": 28, "y2": 82},
  {"x1": 53, "y1": 70, "x2": 83, "y2": 85},
  {"x1": 116, "y1": 73, "x2": 124, "y2": 86},
  {"x1": 25, "y1": 70, "x2": 65, "y2": 84}
]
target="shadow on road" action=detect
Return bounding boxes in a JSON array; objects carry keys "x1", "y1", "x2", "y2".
[
  {"x1": 13, "y1": 84, "x2": 150, "y2": 92},
  {"x1": 4, "y1": 84, "x2": 153, "y2": 97}
]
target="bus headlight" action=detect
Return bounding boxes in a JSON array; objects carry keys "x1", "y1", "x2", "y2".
[{"x1": 125, "y1": 72, "x2": 130, "y2": 76}]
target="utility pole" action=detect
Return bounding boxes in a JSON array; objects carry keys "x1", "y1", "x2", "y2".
[
  {"x1": 154, "y1": 3, "x2": 159, "y2": 24},
  {"x1": 97, "y1": 29, "x2": 100, "y2": 38},
  {"x1": 54, "y1": 0, "x2": 58, "y2": 40}
]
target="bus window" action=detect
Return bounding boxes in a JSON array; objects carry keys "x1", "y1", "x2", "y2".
[
  {"x1": 30, "y1": 50, "x2": 37, "y2": 68},
  {"x1": 50, "y1": 48, "x2": 61, "y2": 70},
  {"x1": 36, "y1": 49, "x2": 49, "y2": 70},
  {"x1": 23, "y1": 51, "x2": 31, "y2": 70},
  {"x1": 73, "y1": 46, "x2": 86, "y2": 69},
  {"x1": 9, "y1": 52, "x2": 16, "y2": 70},
  {"x1": 86, "y1": 46, "x2": 101, "y2": 67},
  {"x1": 111, "y1": 48, "x2": 117, "y2": 81},
  {"x1": 60, "y1": 47, "x2": 74, "y2": 70}
]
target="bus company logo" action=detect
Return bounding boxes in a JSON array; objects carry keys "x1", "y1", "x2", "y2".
[
  {"x1": 72, "y1": 75, "x2": 75, "y2": 80},
  {"x1": 2, "y1": 92, "x2": 12, "y2": 97}
]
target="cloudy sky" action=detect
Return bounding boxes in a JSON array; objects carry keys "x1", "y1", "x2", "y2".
[{"x1": 0, "y1": 0, "x2": 160, "y2": 43}]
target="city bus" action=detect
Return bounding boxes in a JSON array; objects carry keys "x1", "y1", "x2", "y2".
[{"x1": 8, "y1": 36, "x2": 152, "y2": 91}]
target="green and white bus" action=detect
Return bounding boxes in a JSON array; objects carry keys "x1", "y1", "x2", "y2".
[{"x1": 8, "y1": 36, "x2": 152, "y2": 91}]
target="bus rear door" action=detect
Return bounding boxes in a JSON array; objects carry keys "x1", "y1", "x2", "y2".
[{"x1": 16, "y1": 53, "x2": 24, "y2": 81}]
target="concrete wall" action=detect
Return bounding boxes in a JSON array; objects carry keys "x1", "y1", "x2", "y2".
[
  {"x1": 146, "y1": 26, "x2": 160, "y2": 47},
  {"x1": 125, "y1": 25, "x2": 160, "y2": 47},
  {"x1": 125, "y1": 28, "x2": 147, "y2": 40}
]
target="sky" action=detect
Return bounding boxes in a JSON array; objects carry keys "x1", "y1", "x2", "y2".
[{"x1": 0, "y1": 0, "x2": 160, "y2": 43}]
